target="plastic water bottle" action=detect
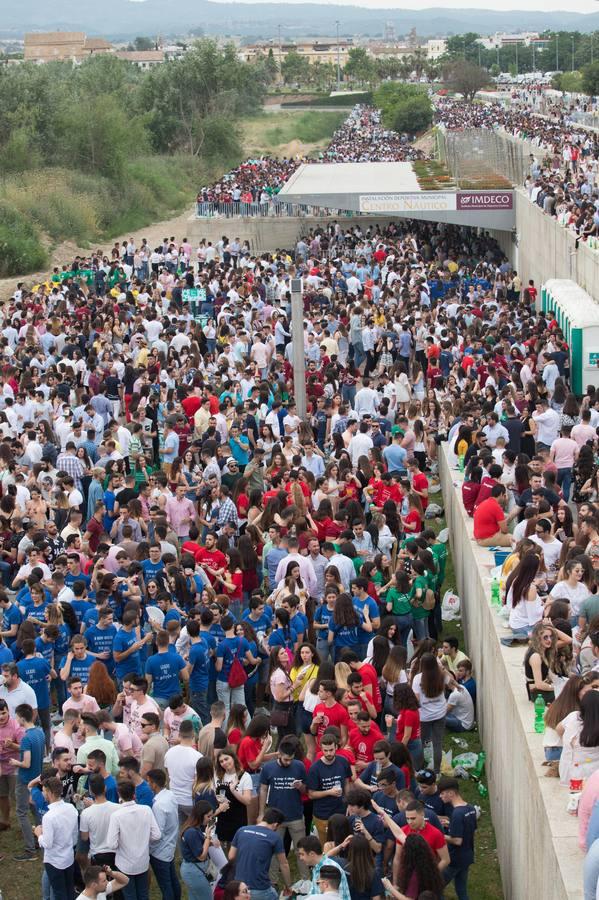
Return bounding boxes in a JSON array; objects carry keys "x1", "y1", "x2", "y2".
[
  {"x1": 490, "y1": 577, "x2": 501, "y2": 607},
  {"x1": 534, "y1": 694, "x2": 546, "y2": 733},
  {"x1": 473, "y1": 750, "x2": 486, "y2": 780},
  {"x1": 458, "y1": 454, "x2": 465, "y2": 472}
]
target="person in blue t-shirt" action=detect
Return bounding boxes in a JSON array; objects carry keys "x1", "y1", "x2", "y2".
[
  {"x1": 17, "y1": 640, "x2": 52, "y2": 750},
  {"x1": 438, "y1": 776, "x2": 478, "y2": 899},
  {"x1": 229, "y1": 808, "x2": 292, "y2": 892},
  {"x1": 258, "y1": 737, "x2": 308, "y2": 873},
  {"x1": 215, "y1": 615, "x2": 255, "y2": 720},
  {"x1": 346, "y1": 786, "x2": 387, "y2": 870},
  {"x1": 112, "y1": 609, "x2": 153, "y2": 683},
  {"x1": 327, "y1": 593, "x2": 373, "y2": 664},
  {"x1": 306, "y1": 735, "x2": 352, "y2": 845},
  {"x1": 141, "y1": 544, "x2": 165, "y2": 582},
  {"x1": 0, "y1": 595, "x2": 22, "y2": 646},
  {"x1": 186, "y1": 621, "x2": 209, "y2": 725},
  {"x1": 84, "y1": 607, "x2": 118, "y2": 676},
  {"x1": 0, "y1": 639, "x2": 14, "y2": 665},
  {"x1": 13, "y1": 703, "x2": 45, "y2": 858},
  {"x1": 118, "y1": 757, "x2": 154, "y2": 807},
  {"x1": 64, "y1": 557, "x2": 91, "y2": 590},
  {"x1": 59, "y1": 635, "x2": 96, "y2": 689},
  {"x1": 145, "y1": 631, "x2": 187, "y2": 707},
  {"x1": 267, "y1": 609, "x2": 299, "y2": 653}
]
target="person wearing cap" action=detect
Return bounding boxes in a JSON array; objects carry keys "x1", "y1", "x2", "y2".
[{"x1": 437, "y1": 776, "x2": 478, "y2": 900}]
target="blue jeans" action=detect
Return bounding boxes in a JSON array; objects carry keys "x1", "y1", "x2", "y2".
[
  {"x1": 45, "y1": 863, "x2": 74, "y2": 900},
  {"x1": 444, "y1": 863, "x2": 471, "y2": 900},
  {"x1": 406, "y1": 737, "x2": 424, "y2": 769},
  {"x1": 446, "y1": 714, "x2": 469, "y2": 732},
  {"x1": 190, "y1": 690, "x2": 209, "y2": 726},
  {"x1": 0, "y1": 559, "x2": 12, "y2": 586},
  {"x1": 341, "y1": 384, "x2": 356, "y2": 406},
  {"x1": 180, "y1": 861, "x2": 212, "y2": 900},
  {"x1": 151, "y1": 856, "x2": 181, "y2": 900},
  {"x1": 394, "y1": 613, "x2": 414, "y2": 647},
  {"x1": 412, "y1": 617, "x2": 429, "y2": 641},
  {"x1": 584, "y1": 838, "x2": 599, "y2": 900},
  {"x1": 557, "y1": 467, "x2": 572, "y2": 502},
  {"x1": 249, "y1": 890, "x2": 278, "y2": 900},
  {"x1": 122, "y1": 871, "x2": 149, "y2": 900}
]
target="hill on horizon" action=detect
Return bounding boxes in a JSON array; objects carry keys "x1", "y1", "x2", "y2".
[{"x1": 4, "y1": 0, "x2": 599, "y2": 40}]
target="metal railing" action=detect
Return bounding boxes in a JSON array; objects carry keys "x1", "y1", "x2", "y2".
[{"x1": 195, "y1": 201, "x2": 360, "y2": 219}]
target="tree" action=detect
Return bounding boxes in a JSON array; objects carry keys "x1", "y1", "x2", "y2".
[
  {"x1": 374, "y1": 82, "x2": 432, "y2": 133},
  {"x1": 445, "y1": 59, "x2": 488, "y2": 101},
  {"x1": 280, "y1": 50, "x2": 311, "y2": 86},
  {"x1": 265, "y1": 48, "x2": 279, "y2": 82},
  {"x1": 344, "y1": 47, "x2": 375, "y2": 85},
  {"x1": 581, "y1": 61, "x2": 599, "y2": 96},
  {"x1": 134, "y1": 36, "x2": 155, "y2": 51},
  {"x1": 391, "y1": 94, "x2": 433, "y2": 133}
]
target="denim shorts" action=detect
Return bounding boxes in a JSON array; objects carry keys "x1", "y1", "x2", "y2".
[
  {"x1": 544, "y1": 746, "x2": 562, "y2": 762},
  {"x1": 250, "y1": 771, "x2": 262, "y2": 796}
]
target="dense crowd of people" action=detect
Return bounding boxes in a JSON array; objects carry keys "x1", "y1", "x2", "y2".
[
  {"x1": 436, "y1": 97, "x2": 599, "y2": 244},
  {"x1": 0, "y1": 214, "x2": 507, "y2": 900},
  {"x1": 196, "y1": 107, "x2": 424, "y2": 214}
]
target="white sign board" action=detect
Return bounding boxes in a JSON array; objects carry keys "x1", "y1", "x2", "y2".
[{"x1": 359, "y1": 193, "x2": 457, "y2": 213}]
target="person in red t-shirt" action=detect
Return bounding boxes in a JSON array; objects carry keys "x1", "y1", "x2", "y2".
[
  {"x1": 341, "y1": 652, "x2": 382, "y2": 714},
  {"x1": 348, "y1": 713, "x2": 384, "y2": 771},
  {"x1": 374, "y1": 799, "x2": 449, "y2": 880},
  {"x1": 473, "y1": 485, "x2": 513, "y2": 547},
  {"x1": 195, "y1": 533, "x2": 227, "y2": 583},
  {"x1": 310, "y1": 680, "x2": 351, "y2": 748},
  {"x1": 408, "y1": 459, "x2": 429, "y2": 511}
]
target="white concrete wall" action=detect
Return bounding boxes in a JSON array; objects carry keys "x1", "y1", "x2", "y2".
[{"x1": 439, "y1": 444, "x2": 584, "y2": 900}]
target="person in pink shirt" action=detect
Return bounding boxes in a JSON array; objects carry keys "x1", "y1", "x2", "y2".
[
  {"x1": 571, "y1": 410, "x2": 597, "y2": 448},
  {"x1": 0, "y1": 698, "x2": 24, "y2": 829},
  {"x1": 128, "y1": 676, "x2": 160, "y2": 739},
  {"x1": 165, "y1": 485, "x2": 197, "y2": 542},
  {"x1": 163, "y1": 695, "x2": 200, "y2": 746},
  {"x1": 62, "y1": 677, "x2": 101, "y2": 719},
  {"x1": 579, "y1": 768, "x2": 599, "y2": 849},
  {"x1": 52, "y1": 708, "x2": 80, "y2": 760},
  {"x1": 96, "y1": 710, "x2": 143, "y2": 759},
  {"x1": 549, "y1": 426, "x2": 579, "y2": 502}
]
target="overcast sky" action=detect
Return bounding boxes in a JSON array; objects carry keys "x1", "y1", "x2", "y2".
[{"x1": 205, "y1": 0, "x2": 599, "y2": 10}]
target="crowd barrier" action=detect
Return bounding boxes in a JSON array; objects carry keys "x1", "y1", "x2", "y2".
[
  {"x1": 195, "y1": 201, "x2": 359, "y2": 219},
  {"x1": 439, "y1": 443, "x2": 583, "y2": 899}
]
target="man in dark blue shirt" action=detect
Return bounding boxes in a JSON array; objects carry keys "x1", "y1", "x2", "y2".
[
  {"x1": 118, "y1": 756, "x2": 154, "y2": 807},
  {"x1": 438, "y1": 776, "x2": 478, "y2": 900},
  {"x1": 258, "y1": 737, "x2": 308, "y2": 878},
  {"x1": 306, "y1": 735, "x2": 352, "y2": 848},
  {"x1": 229, "y1": 808, "x2": 292, "y2": 897}
]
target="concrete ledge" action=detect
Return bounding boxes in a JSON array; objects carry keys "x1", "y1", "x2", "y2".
[{"x1": 439, "y1": 443, "x2": 583, "y2": 900}]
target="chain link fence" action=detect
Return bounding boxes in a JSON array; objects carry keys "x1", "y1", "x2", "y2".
[{"x1": 437, "y1": 127, "x2": 527, "y2": 189}]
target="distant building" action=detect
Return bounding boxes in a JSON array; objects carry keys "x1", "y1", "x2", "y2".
[
  {"x1": 367, "y1": 43, "x2": 417, "y2": 61},
  {"x1": 480, "y1": 32, "x2": 548, "y2": 51},
  {"x1": 239, "y1": 39, "x2": 354, "y2": 67},
  {"x1": 115, "y1": 49, "x2": 165, "y2": 69},
  {"x1": 426, "y1": 39, "x2": 447, "y2": 60},
  {"x1": 24, "y1": 31, "x2": 112, "y2": 63}
]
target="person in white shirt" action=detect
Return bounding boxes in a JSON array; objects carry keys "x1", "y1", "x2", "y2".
[
  {"x1": 34, "y1": 776, "x2": 79, "y2": 898},
  {"x1": 164, "y1": 719, "x2": 202, "y2": 822},
  {"x1": 348, "y1": 422, "x2": 374, "y2": 467},
  {"x1": 106, "y1": 780, "x2": 161, "y2": 894},
  {"x1": 76, "y1": 864, "x2": 129, "y2": 900},
  {"x1": 532, "y1": 399, "x2": 560, "y2": 449},
  {"x1": 353, "y1": 378, "x2": 379, "y2": 418},
  {"x1": 79, "y1": 773, "x2": 120, "y2": 864},
  {"x1": 445, "y1": 686, "x2": 475, "y2": 732}
]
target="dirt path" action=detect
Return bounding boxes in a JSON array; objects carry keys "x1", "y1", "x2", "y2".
[{"x1": 0, "y1": 206, "x2": 196, "y2": 297}]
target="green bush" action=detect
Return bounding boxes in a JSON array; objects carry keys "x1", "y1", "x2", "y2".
[{"x1": 0, "y1": 200, "x2": 47, "y2": 277}]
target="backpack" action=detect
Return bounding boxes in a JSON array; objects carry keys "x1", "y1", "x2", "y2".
[{"x1": 227, "y1": 639, "x2": 248, "y2": 688}]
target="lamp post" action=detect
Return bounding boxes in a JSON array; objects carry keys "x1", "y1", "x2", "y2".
[
  {"x1": 336, "y1": 20, "x2": 341, "y2": 91},
  {"x1": 290, "y1": 277, "x2": 306, "y2": 419}
]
